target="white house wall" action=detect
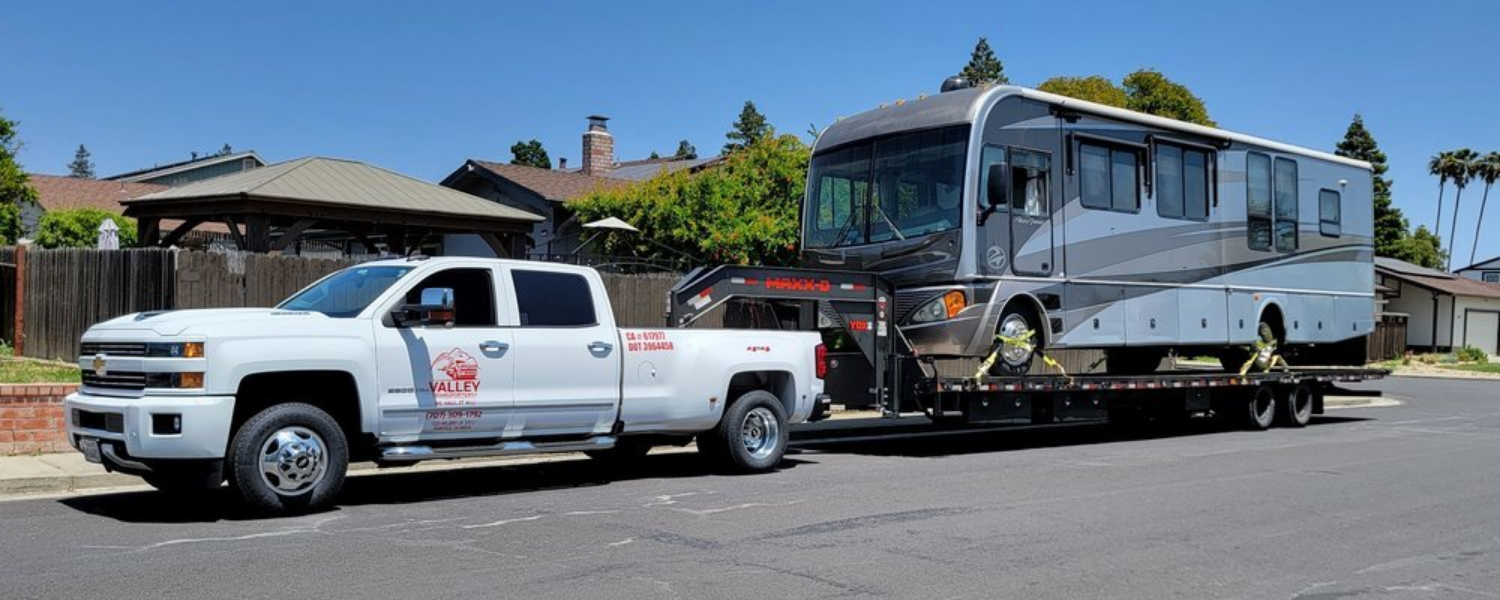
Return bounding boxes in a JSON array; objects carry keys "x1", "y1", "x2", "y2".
[{"x1": 1454, "y1": 296, "x2": 1500, "y2": 352}]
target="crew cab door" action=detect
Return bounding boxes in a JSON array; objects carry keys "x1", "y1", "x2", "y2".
[
  {"x1": 504, "y1": 267, "x2": 621, "y2": 437},
  {"x1": 373, "y1": 266, "x2": 515, "y2": 439}
]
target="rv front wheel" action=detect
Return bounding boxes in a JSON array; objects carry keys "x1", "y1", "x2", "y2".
[{"x1": 989, "y1": 310, "x2": 1039, "y2": 376}]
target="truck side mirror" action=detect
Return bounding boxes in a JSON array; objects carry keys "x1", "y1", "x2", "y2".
[
  {"x1": 393, "y1": 287, "x2": 456, "y2": 327},
  {"x1": 985, "y1": 163, "x2": 1008, "y2": 207}
]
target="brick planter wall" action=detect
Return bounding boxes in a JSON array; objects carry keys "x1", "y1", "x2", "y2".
[{"x1": 0, "y1": 384, "x2": 77, "y2": 455}]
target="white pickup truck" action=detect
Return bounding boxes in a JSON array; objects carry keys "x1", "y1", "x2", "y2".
[{"x1": 64, "y1": 257, "x2": 828, "y2": 514}]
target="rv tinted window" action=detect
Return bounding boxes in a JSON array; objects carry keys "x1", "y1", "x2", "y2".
[
  {"x1": 979, "y1": 145, "x2": 1008, "y2": 212},
  {"x1": 1275, "y1": 158, "x2": 1299, "y2": 252},
  {"x1": 1319, "y1": 189, "x2": 1341, "y2": 237},
  {"x1": 805, "y1": 145, "x2": 872, "y2": 248},
  {"x1": 1079, "y1": 142, "x2": 1138, "y2": 212},
  {"x1": 1247, "y1": 152, "x2": 1273, "y2": 251},
  {"x1": 512, "y1": 270, "x2": 597, "y2": 327},
  {"x1": 1156, "y1": 144, "x2": 1210, "y2": 220}
]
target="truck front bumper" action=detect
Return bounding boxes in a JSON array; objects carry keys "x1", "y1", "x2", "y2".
[{"x1": 63, "y1": 391, "x2": 236, "y2": 470}]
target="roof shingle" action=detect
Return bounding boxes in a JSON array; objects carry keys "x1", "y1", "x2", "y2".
[
  {"x1": 28, "y1": 174, "x2": 168, "y2": 212},
  {"x1": 471, "y1": 161, "x2": 630, "y2": 202}
]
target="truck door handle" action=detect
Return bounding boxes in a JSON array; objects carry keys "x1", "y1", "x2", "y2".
[
  {"x1": 588, "y1": 341, "x2": 613, "y2": 356},
  {"x1": 479, "y1": 341, "x2": 509, "y2": 353}
]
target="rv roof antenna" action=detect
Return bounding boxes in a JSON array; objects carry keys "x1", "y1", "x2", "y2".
[{"x1": 940, "y1": 76, "x2": 970, "y2": 93}]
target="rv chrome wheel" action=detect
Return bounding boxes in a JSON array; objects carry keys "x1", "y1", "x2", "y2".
[
  {"x1": 998, "y1": 314, "x2": 1035, "y2": 366},
  {"x1": 741, "y1": 407, "x2": 780, "y2": 460},
  {"x1": 258, "y1": 426, "x2": 328, "y2": 496}
]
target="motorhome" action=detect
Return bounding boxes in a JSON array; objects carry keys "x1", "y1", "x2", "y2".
[{"x1": 799, "y1": 82, "x2": 1375, "y2": 374}]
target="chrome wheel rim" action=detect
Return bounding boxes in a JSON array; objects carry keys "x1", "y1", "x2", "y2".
[
  {"x1": 998, "y1": 314, "x2": 1034, "y2": 366},
  {"x1": 258, "y1": 426, "x2": 327, "y2": 497},
  {"x1": 741, "y1": 407, "x2": 780, "y2": 460}
]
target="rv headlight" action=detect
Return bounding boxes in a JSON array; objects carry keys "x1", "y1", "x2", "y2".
[{"x1": 910, "y1": 291, "x2": 967, "y2": 323}]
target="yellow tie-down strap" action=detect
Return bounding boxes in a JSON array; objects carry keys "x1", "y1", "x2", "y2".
[{"x1": 974, "y1": 330, "x2": 1071, "y2": 384}]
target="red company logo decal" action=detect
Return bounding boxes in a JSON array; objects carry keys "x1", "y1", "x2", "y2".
[{"x1": 430, "y1": 348, "x2": 481, "y2": 400}]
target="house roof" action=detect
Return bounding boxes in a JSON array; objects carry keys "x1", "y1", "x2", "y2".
[
  {"x1": 1376, "y1": 256, "x2": 1500, "y2": 299},
  {"x1": 1455, "y1": 255, "x2": 1500, "y2": 272},
  {"x1": 126, "y1": 157, "x2": 544, "y2": 223},
  {"x1": 104, "y1": 151, "x2": 266, "y2": 183},
  {"x1": 469, "y1": 160, "x2": 630, "y2": 202},
  {"x1": 27, "y1": 174, "x2": 168, "y2": 212},
  {"x1": 599, "y1": 156, "x2": 723, "y2": 182}
]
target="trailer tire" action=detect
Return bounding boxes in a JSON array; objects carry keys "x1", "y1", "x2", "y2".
[
  {"x1": 227, "y1": 403, "x2": 348, "y2": 515},
  {"x1": 1240, "y1": 384, "x2": 1278, "y2": 431},
  {"x1": 1277, "y1": 382, "x2": 1316, "y2": 428},
  {"x1": 703, "y1": 390, "x2": 787, "y2": 472}
]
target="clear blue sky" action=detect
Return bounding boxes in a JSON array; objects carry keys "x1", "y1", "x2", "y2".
[{"x1": 5, "y1": 1, "x2": 1500, "y2": 265}]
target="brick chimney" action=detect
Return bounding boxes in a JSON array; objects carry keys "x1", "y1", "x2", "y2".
[{"x1": 581, "y1": 115, "x2": 614, "y2": 176}]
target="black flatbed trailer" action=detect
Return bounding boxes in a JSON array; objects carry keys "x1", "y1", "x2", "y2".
[{"x1": 668, "y1": 265, "x2": 1387, "y2": 430}]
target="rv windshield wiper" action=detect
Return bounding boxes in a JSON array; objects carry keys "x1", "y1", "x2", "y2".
[{"x1": 871, "y1": 201, "x2": 906, "y2": 241}]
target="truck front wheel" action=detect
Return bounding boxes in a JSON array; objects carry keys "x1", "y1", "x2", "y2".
[
  {"x1": 227, "y1": 403, "x2": 348, "y2": 514},
  {"x1": 701, "y1": 391, "x2": 788, "y2": 472}
]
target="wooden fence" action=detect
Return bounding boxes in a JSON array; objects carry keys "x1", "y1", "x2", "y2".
[
  {"x1": 18, "y1": 248, "x2": 176, "y2": 361},
  {"x1": 1369, "y1": 313, "x2": 1408, "y2": 362},
  {"x1": 4, "y1": 248, "x2": 692, "y2": 359}
]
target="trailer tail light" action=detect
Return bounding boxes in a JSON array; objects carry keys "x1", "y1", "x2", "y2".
[{"x1": 815, "y1": 343, "x2": 828, "y2": 379}]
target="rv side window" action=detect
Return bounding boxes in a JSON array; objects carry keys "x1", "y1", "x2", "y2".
[
  {"x1": 1156, "y1": 143, "x2": 1210, "y2": 220},
  {"x1": 1247, "y1": 152, "x2": 1273, "y2": 251},
  {"x1": 1319, "y1": 188, "x2": 1341, "y2": 237},
  {"x1": 1009, "y1": 149, "x2": 1049, "y2": 218},
  {"x1": 1274, "y1": 157, "x2": 1299, "y2": 252},
  {"x1": 1079, "y1": 142, "x2": 1139, "y2": 212}
]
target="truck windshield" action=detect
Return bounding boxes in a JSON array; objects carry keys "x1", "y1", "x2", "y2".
[
  {"x1": 804, "y1": 124, "x2": 969, "y2": 248},
  {"x1": 278, "y1": 266, "x2": 415, "y2": 318}
]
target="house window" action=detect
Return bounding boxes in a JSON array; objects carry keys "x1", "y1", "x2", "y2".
[
  {"x1": 1247, "y1": 152, "x2": 1273, "y2": 251},
  {"x1": 1485, "y1": 272, "x2": 1500, "y2": 283},
  {"x1": 1157, "y1": 143, "x2": 1210, "y2": 220},
  {"x1": 1319, "y1": 189, "x2": 1341, "y2": 237},
  {"x1": 1274, "y1": 157, "x2": 1299, "y2": 252},
  {"x1": 1079, "y1": 142, "x2": 1139, "y2": 212}
]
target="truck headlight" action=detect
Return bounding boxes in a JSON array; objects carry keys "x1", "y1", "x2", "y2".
[
  {"x1": 145, "y1": 372, "x2": 205, "y2": 389},
  {"x1": 910, "y1": 290, "x2": 967, "y2": 323},
  {"x1": 146, "y1": 342, "x2": 205, "y2": 358}
]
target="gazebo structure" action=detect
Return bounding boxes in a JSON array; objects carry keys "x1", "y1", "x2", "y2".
[{"x1": 124, "y1": 157, "x2": 543, "y2": 256}]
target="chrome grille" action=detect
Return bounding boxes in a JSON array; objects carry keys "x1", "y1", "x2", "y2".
[
  {"x1": 82, "y1": 371, "x2": 147, "y2": 391},
  {"x1": 80, "y1": 342, "x2": 147, "y2": 357}
]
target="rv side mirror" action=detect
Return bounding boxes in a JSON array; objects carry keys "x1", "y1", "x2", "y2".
[
  {"x1": 393, "y1": 287, "x2": 456, "y2": 327},
  {"x1": 986, "y1": 163, "x2": 1008, "y2": 207}
]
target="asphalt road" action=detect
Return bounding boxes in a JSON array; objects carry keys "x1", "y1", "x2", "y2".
[{"x1": 2, "y1": 377, "x2": 1498, "y2": 599}]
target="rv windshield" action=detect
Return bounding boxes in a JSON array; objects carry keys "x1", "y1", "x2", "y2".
[
  {"x1": 278, "y1": 266, "x2": 416, "y2": 318},
  {"x1": 804, "y1": 124, "x2": 969, "y2": 248}
]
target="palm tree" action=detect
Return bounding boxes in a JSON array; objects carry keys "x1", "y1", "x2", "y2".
[
  {"x1": 1445, "y1": 148, "x2": 1478, "y2": 271},
  {"x1": 1430, "y1": 151, "x2": 1456, "y2": 237},
  {"x1": 1470, "y1": 152, "x2": 1500, "y2": 266}
]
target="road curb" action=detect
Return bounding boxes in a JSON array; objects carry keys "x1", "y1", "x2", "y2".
[{"x1": 0, "y1": 472, "x2": 141, "y2": 497}]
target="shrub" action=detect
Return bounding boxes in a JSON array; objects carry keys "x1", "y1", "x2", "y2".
[
  {"x1": 1456, "y1": 345, "x2": 1489, "y2": 364},
  {"x1": 33, "y1": 208, "x2": 137, "y2": 248}
]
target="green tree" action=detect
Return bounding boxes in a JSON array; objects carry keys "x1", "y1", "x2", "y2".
[
  {"x1": 1443, "y1": 148, "x2": 1478, "y2": 270},
  {"x1": 1468, "y1": 152, "x2": 1500, "y2": 266},
  {"x1": 1121, "y1": 70, "x2": 1215, "y2": 127},
  {"x1": 1334, "y1": 115, "x2": 1405, "y2": 258},
  {"x1": 0, "y1": 110, "x2": 38, "y2": 244},
  {"x1": 68, "y1": 144, "x2": 96, "y2": 179},
  {"x1": 33, "y1": 208, "x2": 138, "y2": 249},
  {"x1": 509, "y1": 139, "x2": 552, "y2": 169},
  {"x1": 959, "y1": 37, "x2": 1007, "y2": 85},
  {"x1": 1395, "y1": 225, "x2": 1446, "y2": 270},
  {"x1": 648, "y1": 151, "x2": 661, "y2": 160},
  {"x1": 1036, "y1": 75, "x2": 1128, "y2": 107},
  {"x1": 674, "y1": 140, "x2": 697, "y2": 160},
  {"x1": 723, "y1": 101, "x2": 771, "y2": 154},
  {"x1": 572, "y1": 134, "x2": 810, "y2": 266}
]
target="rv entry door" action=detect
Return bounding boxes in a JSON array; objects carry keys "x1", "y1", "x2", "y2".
[{"x1": 1007, "y1": 148, "x2": 1054, "y2": 276}]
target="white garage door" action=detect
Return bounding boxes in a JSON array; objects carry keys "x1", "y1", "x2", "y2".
[{"x1": 1465, "y1": 311, "x2": 1500, "y2": 355}]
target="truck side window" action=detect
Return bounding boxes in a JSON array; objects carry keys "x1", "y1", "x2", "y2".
[
  {"x1": 512, "y1": 270, "x2": 598, "y2": 327},
  {"x1": 405, "y1": 268, "x2": 496, "y2": 327}
]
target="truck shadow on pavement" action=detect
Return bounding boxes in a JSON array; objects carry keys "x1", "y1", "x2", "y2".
[
  {"x1": 58, "y1": 415, "x2": 1368, "y2": 523},
  {"x1": 56, "y1": 453, "x2": 812, "y2": 524}
]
